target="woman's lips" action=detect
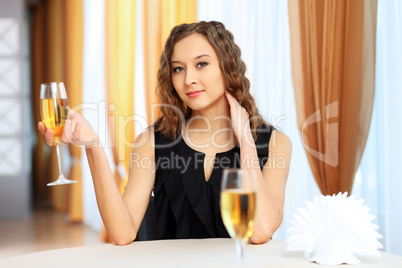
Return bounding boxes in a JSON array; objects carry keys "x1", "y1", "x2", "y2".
[{"x1": 187, "y1": 90, "x2": 204, "y2": 98}]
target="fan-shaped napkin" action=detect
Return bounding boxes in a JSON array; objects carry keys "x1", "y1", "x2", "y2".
[{"x1": 286, "y1": 192, "x2": 383, "y2": 265}]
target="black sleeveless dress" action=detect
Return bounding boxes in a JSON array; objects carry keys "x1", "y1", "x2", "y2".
[{"x1": 138, "y1": 124, "x2": 274, "y2": 240}]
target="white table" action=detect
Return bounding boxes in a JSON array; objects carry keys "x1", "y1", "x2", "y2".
[{"x1": 1, "y1": 239, "x2": 401, "y2": 267}]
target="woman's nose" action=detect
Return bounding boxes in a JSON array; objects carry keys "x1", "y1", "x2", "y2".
[{"x1": 184, "y1": 68, "x2": 197, "y2": 86}]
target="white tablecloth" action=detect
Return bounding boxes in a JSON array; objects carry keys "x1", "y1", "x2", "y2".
[{"x1": 1, "y1": 239, "x2": 401, "y2": 267}]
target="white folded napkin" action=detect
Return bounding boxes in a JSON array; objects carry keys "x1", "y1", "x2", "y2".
[{"x1": 286, "y1": 192, "x2": 383, "y2": 265}]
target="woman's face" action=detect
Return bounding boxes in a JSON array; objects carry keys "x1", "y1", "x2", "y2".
[{"x1": 170, "y1": 33, "x2": 226, "y2": 113}]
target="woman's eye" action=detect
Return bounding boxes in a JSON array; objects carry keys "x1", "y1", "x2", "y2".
[
  {"x1": 173, "y1": 66, "x2": 184, "y2": 73},
  {"x1": 197, "y1": 61, "x2": 208, "y2": 68}
]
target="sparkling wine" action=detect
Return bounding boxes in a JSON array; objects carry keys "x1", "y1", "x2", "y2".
[
  {"x1": 40, "y1": 98, "x2": 69, "y2": 138},
  {"x1": 220, "y1": 189, "x2": 256, "y2": 240}
]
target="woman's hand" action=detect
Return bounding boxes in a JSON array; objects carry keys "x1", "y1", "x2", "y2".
[
  {"x1": 38, "y1": 109, "x2": 99, "y2": 148},
  {"x1": 224, "y1": 90, "x2": 252, "y2": 145}
]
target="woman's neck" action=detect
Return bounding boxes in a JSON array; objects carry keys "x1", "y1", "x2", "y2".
[
  {"x1": 187, "y1": 96, "x2": 231, "y2": 132},
  {"x1": 183, "y1": 99, "x2": 238, "y2": 150},
  {"x1": 182, "y1": 96, "x2": 238, "y2": 149}
]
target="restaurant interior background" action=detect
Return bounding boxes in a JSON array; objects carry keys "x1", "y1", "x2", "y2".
[{"x1": 0, "y1": 0, "x2": 401, "y2": 256}]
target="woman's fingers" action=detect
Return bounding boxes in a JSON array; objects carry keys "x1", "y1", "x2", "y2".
[
  {"x1": 73, "y1": 122, "x2": 81, "y2": 142},
  {"x1": 38, "y1": 122, "x2": 46, "y2": 135},
  {"x1": 225, "y1": 90, "x2": 239, "y2": 107},
  {"x1": 39, "y1": 109, "x2": 89, "y2": 147},
  {"x1": 44, "y1": 127, "x2": 55, "y2": 146},
  {"x1": 62, "y1": 119, "x2": 74, "y2": 144},
  {"x1": 225, "y1": 90, "x2": 243, "y2": 112},
  {"x1": 41, "y1": 109, "x2": 96, "y2": 148},
  {"x1": 67, "y1": 119, "x2": 79, "y2": 143},
  {"x1": 63, "y1": 119, "x2": 84, "y2": 148},
  {"x1": 224, "y1": 89, "x2": 251, "y2": 145},
  {"x1": 68, "y1": 108, "x2": 77, "y2": 119},
  {"x1": 38, "y1": 121, "x2": 55, "y2": 146},
  {"x1": 224, "y1": 89, "x2": 233, "y2": 101},
  {"x1": 225, "y1": 90, "x2": 234, "y2": 108}
]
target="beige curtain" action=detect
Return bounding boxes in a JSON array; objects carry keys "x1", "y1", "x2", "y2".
[
  {"x1": 143, "y1": 0, "x2": 162, "y2": 125},
  {"x1": 102, "y1": 0, "x2": 137, "y2": 243},
  {"x1": 31, "y1": 2, "x2": 47, "y2": 202},
  {"x1": 31, "y1": 0, "x2": 84, "y2": 218},
  {"x1": 143, "y1": 0, "x2": 197, "y2": 125},
  {"x1": 64, "y1": 0, "x2": 84, "y2": 222},
  {"x1": 45, "y1": 0, "x2": 68, "y2": 210},
  {"x1": 288, "y1": 0, "x2": 377, "y2": 195}
]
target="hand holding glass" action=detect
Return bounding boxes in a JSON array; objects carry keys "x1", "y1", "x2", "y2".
[
  {"x1": 220, "y1": 168, "x2": 257, "y2": 263},
  {"x1": 40, "y1": 82, "x2": 77, "y2": 186}
]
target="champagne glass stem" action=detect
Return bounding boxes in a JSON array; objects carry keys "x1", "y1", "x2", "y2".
[
  {"x1": 56, "y1": 143, "x2": 63, "y2": 176},
  {"x1": 235, "y1": 238, "x2": 245, "y2": 264}
]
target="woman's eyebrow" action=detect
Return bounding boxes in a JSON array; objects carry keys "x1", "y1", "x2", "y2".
[
  {"x1": 171, "y1": 54, "x2": 211, "y2": 64},
  {"x1": 195, "y1": 54, "x2": 211, "y2": 59}
]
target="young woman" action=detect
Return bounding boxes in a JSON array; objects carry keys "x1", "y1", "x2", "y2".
[{"x1": 38, "y1": 21, "x2": 292, "y2": 245}]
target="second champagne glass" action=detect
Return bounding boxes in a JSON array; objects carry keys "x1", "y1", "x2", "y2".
[
  {"x1": 40, "y1": 82, "x2": 77, "y2": 186},
  {"x1": 220, "y1": 168, "x2": 257, "y2": 263}
]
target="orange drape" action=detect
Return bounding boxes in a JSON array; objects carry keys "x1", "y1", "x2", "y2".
[
  {"x1": 102, "y1": 0, "x2": 137, "y2": 243},
  {"x1": 143, "y1": 0, "x2": 197, "y2": 125},
  {"x1": 288, "y1": 0, "x2": 377, "y2": 195},
  {"x1": 31, "y1": 1, "x2": 47, "y2": 202},
  {"x1": 143, "y1": 0, "x2": 162, "y2": 125},
  {"x1": 31, "y1": 0, "x2": 84, "y2": 219},
  {"x1": 64, "y1": 0, "x2": 84, "y2": 222},
  {"x1": 45, "y1": 0, "x2": 68, "y2": 211}
]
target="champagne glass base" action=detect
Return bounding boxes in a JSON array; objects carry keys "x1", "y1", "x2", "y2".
[{"x1": 47, "y1": 176, "x2": 77, "y2": 186}]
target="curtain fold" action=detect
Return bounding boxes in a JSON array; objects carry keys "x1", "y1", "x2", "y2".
[
  {"x1": 102, "y1": 0, "x2": 137, "y2": 243},
  {"x1": 31, "y1": 1, "x2": 47, "y2": 203},
  {"x1": 288, "y1": 0, "x2": 377, "y2": 195},
  {"x1": 64, "y1": 0, "x2": 84, "y2": 222},
  {"x1": 143, "y1": 0, "x2": 197, "y2": 125},
  {"x1": 143, "y1": 0, "x2": 161, "y2": 125},
  {"x1": 31, "y1": 0, "x2": 84, "y2": 218},
  {"x1": 45, "y1": 0, "x2": 68, "y2": 211},
  {"x1": 161, "y1": 0, "x2": 198, "y2": 44}
]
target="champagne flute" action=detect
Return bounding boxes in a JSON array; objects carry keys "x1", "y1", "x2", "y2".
[
  {"x1": 40, "y1": 82, "x2": 77, "y2": 186},
  {"x1": 220, "y1": 168, "x2": 257, "y2": 263}
]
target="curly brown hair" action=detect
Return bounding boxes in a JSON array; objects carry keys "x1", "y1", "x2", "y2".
[{"x1": 155, "y1": 21, "x2": 267, "y2": 140}]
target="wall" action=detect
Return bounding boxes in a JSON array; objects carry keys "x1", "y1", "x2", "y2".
[{"x1": 0, "y1": 0, "x2": 31, "y2": 218}]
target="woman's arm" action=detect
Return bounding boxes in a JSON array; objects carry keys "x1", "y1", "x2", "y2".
[
  {"x1": 225, "y1": 91, "x2": 292, "y2": 244},
  {"x1": 38, "y1": 110, "x2": 155, "y2": 245},
  {"x1": 85, "y1": 129, "x2": 155, "y2": 245},
  {"x1": 85, "y1": 144, "x2": 137, "y2": 245},
  {"x1": 241, "y1": 129, "x2": 291, "y2": 244}
]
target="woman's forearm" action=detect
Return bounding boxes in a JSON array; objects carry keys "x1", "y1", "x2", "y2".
[
  {"x1": 85, "y1": 143, "x2": 137, "y2": 245},
  {"x1": 239, "y1": 134, "x2": 282, "y2": 244}
]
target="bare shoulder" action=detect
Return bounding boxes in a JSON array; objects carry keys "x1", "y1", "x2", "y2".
[
  {"x1": 269, "y1": 129, "x2": 292, "y2": 155},
  {"x1": 132, "y1": 127, "x2": 155, "y2": 158}
]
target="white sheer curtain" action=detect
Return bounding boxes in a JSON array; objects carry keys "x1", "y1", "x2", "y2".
[
  {"x1": 354, "y1": 0, "x2": 402, "y2": 255},
  {"x1": 82, "y1": 0, "x2": 147, "y2": 232},
  {"x1": 82, "y1": 0, "x2": 107, "y2": 231},
  {"x1": 198, "y1": 0, "x2": 320, "y2": 240}
]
